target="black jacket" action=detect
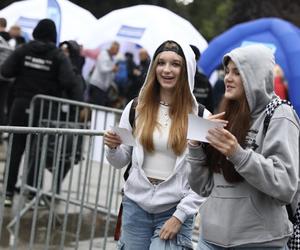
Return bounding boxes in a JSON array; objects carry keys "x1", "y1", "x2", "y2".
[
  {"x1": 1, "y1": 40, "x2": 83, "y2": 101},
  {"x1": 193, "y1": 70, "x2": 214, "y2": 113}
]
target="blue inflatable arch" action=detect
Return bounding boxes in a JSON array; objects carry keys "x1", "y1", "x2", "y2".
[{"x1": 200, "y1": 17, "x2": 300, "y2": 116}]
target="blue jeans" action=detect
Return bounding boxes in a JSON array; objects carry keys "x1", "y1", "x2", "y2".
[
  {"x1": 197, "y1": 238, "x2": 289, "y2": 250},
  {"x1": 118, "y1": 196, "x2": 194, "y2": 250}
]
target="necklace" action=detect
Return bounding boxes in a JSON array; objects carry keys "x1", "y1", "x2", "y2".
[
  {"x1": 159, "y1": 105, "x2": 170, "y2": 127},
  {"x1": 159, "y1": 100, "x2": 170, "y2": 106}
]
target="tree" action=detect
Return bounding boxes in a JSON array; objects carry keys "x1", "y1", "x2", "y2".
[{"x1": 228, "y1": 0, "x2": 300, "y2": 27}]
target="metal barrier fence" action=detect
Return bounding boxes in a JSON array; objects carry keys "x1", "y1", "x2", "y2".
[
  {"x1": 0, "y1": 95, "x2": 124, "y2": 250},
  {"x1": 0, "y1": 94, "x2": 200, "y2": 250}
]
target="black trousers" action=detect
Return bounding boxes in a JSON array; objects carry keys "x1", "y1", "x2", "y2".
[
  {"x1": 6, "y1": 98, "x2": 31, "y2": 195},
  {"x1": 6, "y1": 98, "x2": 78, "y2": 195},
  {"x1": 87, "y1": 84, "x2": 108, "y2": 106},
  {"x1": 0, "y1": 80, "x2": 10, "y2": 127}
]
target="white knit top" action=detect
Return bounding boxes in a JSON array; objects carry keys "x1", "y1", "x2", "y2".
[{"x1": 142, "y1": 104, "x2": 176, "y2": 180}]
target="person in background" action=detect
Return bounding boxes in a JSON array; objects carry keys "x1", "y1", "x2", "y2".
[
  {"x1": 1, "y1": 19, "x2": 83, "y2": 206},
  {"x1": 87, "y1": 41, "x2": 119, "y2": 106},
  {"x1": 187, "y1": 45, "x2": 299, "y2": 249},
  {"x1": 135, "y1": 47, "x2": 150, "y2": 85},
  {"x1": 104, "y1": 40, "x2": 208, "y2": 249},
  {"x1": 0, "y1": 17, "x2": 12, "y2": 144},
  {"x1": 126, "y1": 47, "x2": 150, "y2": 101},
  {"x1": 273, "y1": 64, "x2": 289, "y2": 100},
  {"x1": 59, "y1": 40, "x2": 86, "y2": 92},
  {"x1": 0, "y1": 17, "x2": 10, "y2": 41},
  {"x1": 190, "y1": 44, "x2": 214, "y2": 112},
  {"x1": 8, "y1": 25, "x2": 26, "y2": 48}
]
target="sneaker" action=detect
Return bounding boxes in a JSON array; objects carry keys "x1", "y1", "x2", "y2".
[{"x1": 4, "y1": 195, "x2": 13, "y2": 207}]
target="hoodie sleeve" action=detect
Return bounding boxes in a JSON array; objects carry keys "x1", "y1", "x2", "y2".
[
  {"x1": 105, "y1": 100, "x2": 134, "y2": 168},
  {"x1": 228, "y1": 110, "x2": 299, "y2": 204},
  {"x1": 172, "y1": 145, "x2": 212, "y2": 223},
  {"x1": 187, "y1": 144, "x2": 214, "y2": 197},
  {"x1": 173, "y1": 188, "x2": 206, "y2": 223}
]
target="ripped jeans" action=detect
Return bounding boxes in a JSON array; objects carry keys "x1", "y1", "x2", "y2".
[{"x1": 117, "y1": 196, "x2": 194, "y2": 250}]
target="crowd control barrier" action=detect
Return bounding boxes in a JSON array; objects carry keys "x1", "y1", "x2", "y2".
[
  {"x1": 0, "y1": 95, "x2": 124, "y2": 250},
  {"x1": 0, "y1": 94, "x2": 200, "y2": 250}
]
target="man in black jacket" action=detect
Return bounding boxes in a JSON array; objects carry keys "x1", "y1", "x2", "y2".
[{"x1": 1, "y1": 19, "x2": 83, "y2": 206}]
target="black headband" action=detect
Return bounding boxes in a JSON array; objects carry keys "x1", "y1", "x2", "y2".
[{"x1": 153, "y1": 41, "x2": 185, "y2": 60}]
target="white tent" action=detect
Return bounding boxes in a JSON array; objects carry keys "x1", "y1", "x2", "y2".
[
  {"x1": 0, "y1": 0, "x2": 97, "y2": 42},
  {"x1": 81, "y1": 5, "x2": 208, "y2": 57}
]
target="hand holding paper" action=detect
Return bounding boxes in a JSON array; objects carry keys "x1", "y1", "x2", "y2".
[
  {"x1": 111, "y1": 126, "x2": 136, "y2": 146},
  {"x1": 187, "y1": 114, "x2": 224, "y2": 143}
]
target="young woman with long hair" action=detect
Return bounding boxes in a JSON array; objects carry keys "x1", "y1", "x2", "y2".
[
  {"x1": 187, "y1": 45, "x2": 299, "y2": 249},
  {"x1": 104, "y1": 40, "x2": 209, "y2": 249}
]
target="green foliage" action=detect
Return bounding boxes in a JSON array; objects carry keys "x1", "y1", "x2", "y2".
[
  {"x1": 227, "y1": 0, "x2": 300, "y2": 27},
  {"x1": 170, "y1": 0, "x2": 233, "y2": 41}
]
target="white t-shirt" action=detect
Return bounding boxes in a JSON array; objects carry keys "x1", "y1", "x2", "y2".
[{"x1": 142, "y1": 104, "x2": 176, "y2": 180}]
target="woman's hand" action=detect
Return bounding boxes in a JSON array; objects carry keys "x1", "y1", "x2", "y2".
[
  {"x1": 103, "y1": 130, "x2": 122, "y2": 149},
  {"x1": 206, "y1": 127, "x2": 238, "y2": 157},
  {"x1": 188, "y1": 112, "x2": 228, "y2": 147},
  {"x1": 159, "y1": 216, "x2": 182, "y2": 240},
  {"x1": 207, "y1": 112, "x2": 228, "y2": 126}
]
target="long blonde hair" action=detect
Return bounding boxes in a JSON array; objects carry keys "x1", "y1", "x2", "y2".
[{"x1": 135, "y1": 41, "x2": 194, "y2": 155}]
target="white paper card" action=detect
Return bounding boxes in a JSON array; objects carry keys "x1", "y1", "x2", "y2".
[
  {"x1": 187, "y1": 114, "x2": 224, "y2": 143},
  {"x1": 111, "y1": 126, "x2": 136, "y2": 146}
]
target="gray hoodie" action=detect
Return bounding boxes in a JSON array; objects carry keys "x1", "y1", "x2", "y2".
[
  {"x1": 187, "y1": 45, "x2": 300, "y2": 247},
  {"x1": 106, "y1": 40, "x2": 209, "y2": 223}
]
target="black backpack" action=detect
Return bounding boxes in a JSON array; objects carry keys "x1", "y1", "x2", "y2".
[{"x1": 262, "y1": 97, "x2": 300, "y2": 250}]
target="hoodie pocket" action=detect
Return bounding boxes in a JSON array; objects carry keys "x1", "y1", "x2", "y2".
[{"x1": 200, "y1": 195, "x2": 266, "y2": 246}]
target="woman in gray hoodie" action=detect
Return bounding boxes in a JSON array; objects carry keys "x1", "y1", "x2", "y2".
[{"x1": 187, "y1": 44, "x2": 299, "y2": 249}]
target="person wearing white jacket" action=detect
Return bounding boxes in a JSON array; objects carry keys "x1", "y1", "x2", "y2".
[{"x1": 104, "y1": 40, "x2": 208, "y2": 249}]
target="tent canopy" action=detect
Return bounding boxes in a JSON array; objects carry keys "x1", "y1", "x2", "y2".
[
  {"x1": 81, "y1": 4, "x2": 208, "y2": 57},
  {"x1": 0, "y1": 0, "x2": 97, "y2": 43},
  {"x1": 200, "y1": 17, "x2": 300, "y2": 116}
]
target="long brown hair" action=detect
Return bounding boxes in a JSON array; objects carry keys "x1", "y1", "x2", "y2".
[
  {"x1": 135, "y1": 41, "x2": 194, "y2": 155},
  {"x1": 206, "y1": 86, "x2": 251, "y2": 183}
]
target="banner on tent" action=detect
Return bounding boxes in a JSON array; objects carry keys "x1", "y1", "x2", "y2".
[
  {"x1": 16, "y1": 16, "x2": 39, "y2": 41},
  {"x1": 117, "y1": 25, "x2": 145, "y2": 39}
]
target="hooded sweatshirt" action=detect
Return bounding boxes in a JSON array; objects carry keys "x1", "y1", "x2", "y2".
[
  {"x1": 1, "y1": 40, "x2": 83, "y2": 101},
  {"x1": 188, "y1": 45, "x2": 300, "y2": 247},
  {"x1": 106, "y1": 40, "x2": 209, "y2": 223}
]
